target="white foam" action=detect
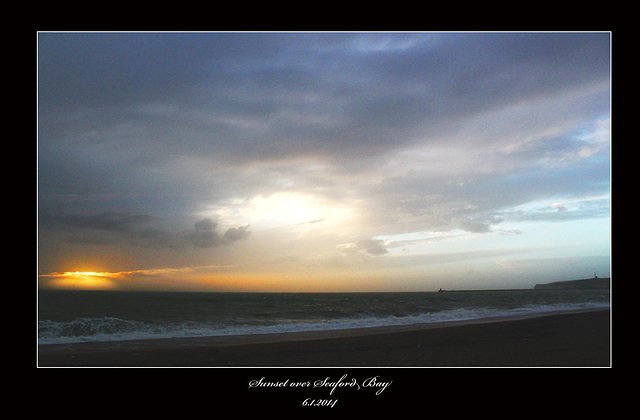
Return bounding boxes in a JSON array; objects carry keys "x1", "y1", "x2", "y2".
[{"x1": 38, "y1": 301, "x2": 610, "y2": 345}]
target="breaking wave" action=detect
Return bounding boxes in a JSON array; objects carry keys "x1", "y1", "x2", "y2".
[{"x1": 38, "y1": 301, "x2": 609, "y2": 345}]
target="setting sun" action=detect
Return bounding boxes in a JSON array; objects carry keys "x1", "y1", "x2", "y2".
[
  {"x1": 66, "y1": 271, "x2": 112, "y2": 277},
  {"x1": 38, "y1": 33, "x2": 610, "y2": 294},
  {"x1": 37, "y1": 33, "x2": 610, "y2": 369},
  {"x1": 39, "y1": 271, "x2": 117, "y2": 290}
]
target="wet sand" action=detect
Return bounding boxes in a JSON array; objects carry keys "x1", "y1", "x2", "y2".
[{"x1": 37, "y1": 309, "x2": 610, "y2": 367}]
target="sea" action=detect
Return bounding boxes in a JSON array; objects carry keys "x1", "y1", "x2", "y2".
[{"x1": 37, "y1": 289, "x2": 610, "y2": 346}]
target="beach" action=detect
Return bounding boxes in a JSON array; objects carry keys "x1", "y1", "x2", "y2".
[{"x1": 37, "y1": 309, "x2": 610, "y2": 367}]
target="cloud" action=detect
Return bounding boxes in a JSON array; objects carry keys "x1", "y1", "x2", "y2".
[
  {"x1": 498, "y1": 198, "x2": 610, "y2": 224},
  {"x1": 38, "y1": 33, "x2": 610, "y2": 170},
  {"x1": 186, "y1": 218, "x2": 251, "y2": 248},
  {"x1": 53, "y1": 212, "x2": 157, "y2": 232},
  {"x1": 338, "y1": 239, "x2": 389, "y2": 256},
  {"x1": 41, "y1": 212, "x2": 250, "y2": 249},
  {"x1": 37, "y1": 33, "x2": 610, "y2": 286}
]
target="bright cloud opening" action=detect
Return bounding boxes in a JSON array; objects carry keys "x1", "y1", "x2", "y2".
[{"x1": 201, "y1": 192, "x2": 361, "y2": 233}]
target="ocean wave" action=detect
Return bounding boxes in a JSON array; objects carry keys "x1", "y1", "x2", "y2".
[{"x1": 38, "y1": 301, "x2": 609, "y2": 345}]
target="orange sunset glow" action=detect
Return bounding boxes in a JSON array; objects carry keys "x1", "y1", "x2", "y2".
[
  {"x1": 38, "y1": 271, "x2": 119, "y2": 290},
  {"x1": 37, "y1": 265, "x2": 388, "y2": 292},
  {"x1": 38, "y1": 32, "x2": 610, "y2": 292}
]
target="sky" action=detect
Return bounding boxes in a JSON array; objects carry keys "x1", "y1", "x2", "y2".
[{"x1": 37, "y1": 32, "x2": 611, "y2": 292}]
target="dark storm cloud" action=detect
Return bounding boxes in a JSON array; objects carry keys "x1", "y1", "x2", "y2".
[
  {"x1": 38, "y1": 32, "x2": 285, "y2": 112},
  {"x1": 40, "y1": 211, "x2": 250, "y2": 249},
  {"x1": 50, "y1": 211, "x2": 157, "y2": 232},
  {"x1": 38, "y1": 32, "x2": 610, "y2": 252},
  {"x1": 186, "y1": 218, "x2": 250, "y2": 248},
  {"x1": 39, "y1": 32, "x2": 609, "y2": 163}
]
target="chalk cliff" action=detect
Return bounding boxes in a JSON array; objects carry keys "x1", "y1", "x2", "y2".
[{"x1": 533, "y1": 277, "x2": 610, "y2": 290}]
